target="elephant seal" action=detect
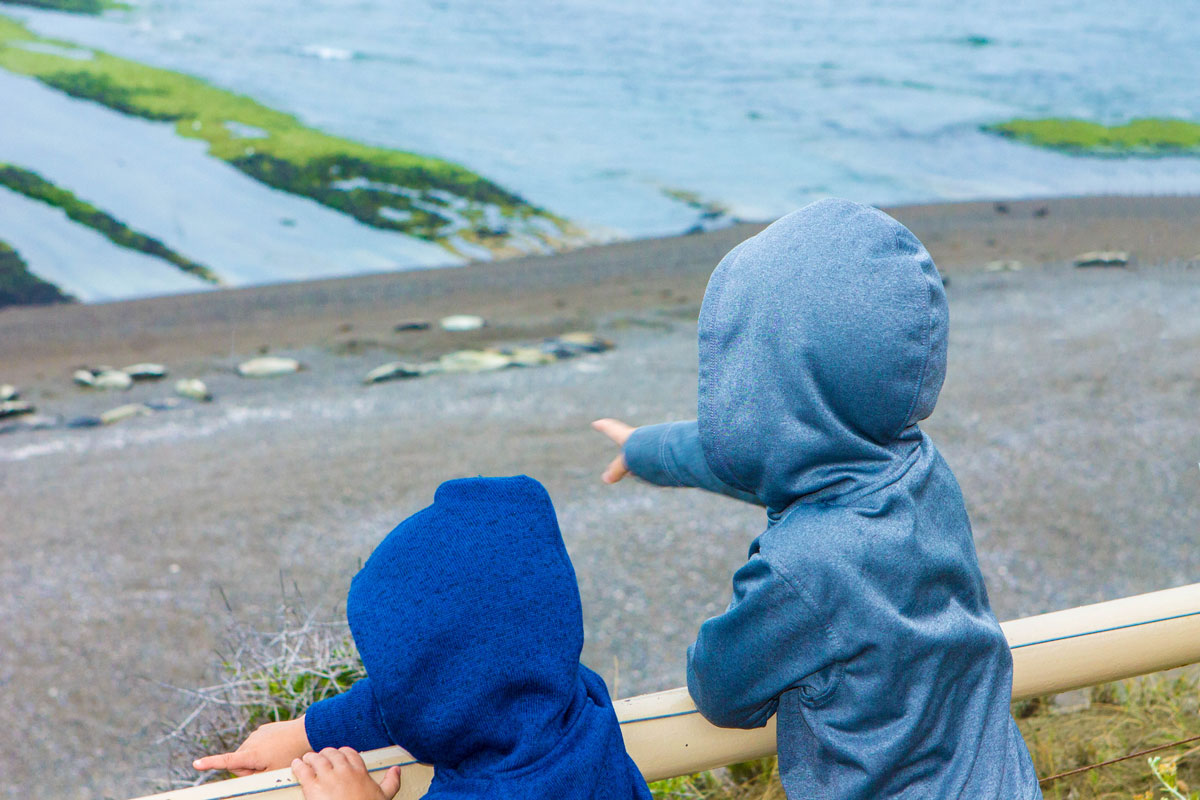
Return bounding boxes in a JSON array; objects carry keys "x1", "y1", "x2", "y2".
[{"x1": 237, "y1": 356, "x2": 302, "y2": 377}]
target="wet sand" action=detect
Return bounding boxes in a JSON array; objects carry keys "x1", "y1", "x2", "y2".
[{"x1": 2, "y1": 195, "x2": 1199, "y2": 799}]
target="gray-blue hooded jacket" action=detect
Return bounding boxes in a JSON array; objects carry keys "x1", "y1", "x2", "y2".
[{"x1": 623, "y1": 199, "x2": 1041, "y2": 799}]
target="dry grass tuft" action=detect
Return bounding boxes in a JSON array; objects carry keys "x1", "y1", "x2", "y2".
[{"x1": 160, "y1": 600, "x2": 364, "y2": 788}]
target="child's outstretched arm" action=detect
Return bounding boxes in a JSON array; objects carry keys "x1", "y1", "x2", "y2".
[
  {"x1": 592, "y1": 418, "x2": 762, "y2": 505},
  {"x1": 292, "y1": 747, "x2": 402, "y2": 800},
  {"x1": 194, "y1": 678, "x2": 393, "y2": 776}
]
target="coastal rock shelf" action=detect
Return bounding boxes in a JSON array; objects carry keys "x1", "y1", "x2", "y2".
[
  {"x1": 0, "y1": 0, "x2": 118, "y2": 13},
  {"x1": 0, "y1": 163, "x2": 220, "y2": 284},
  {"x1": 0, "y1": 14, "x2": 576, "y2": 265},
  {"x1": 985, "y1": 118, "x2": 1200, "y2": 157},
  {"x1": 0, "y1": 236, "x2": 73, "y2": 307}
]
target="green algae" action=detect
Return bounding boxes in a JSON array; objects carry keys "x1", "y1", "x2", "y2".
[
  {"x1": 0, "y1": 0, "x2": 131, "y2": 15},
  {"x1": 0, "y1": 239, "x2": 74, "y2": 308},
  {"x1": 0, "y1": 15, "x2": 571, "y2": 256},
  {"x1": 985, "y1": 117, "x2": 1200, "y2": 156},
  {"x1": 0, "y1": 164, "x2": 221, "y2": 283},
  {"x1": 0, "y1": 0, "x2": 103, "y2": 13}
]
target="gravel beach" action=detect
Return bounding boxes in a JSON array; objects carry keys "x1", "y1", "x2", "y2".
[{"x1": 2, "y1": 195, "x2": 1199, "y2": 799}]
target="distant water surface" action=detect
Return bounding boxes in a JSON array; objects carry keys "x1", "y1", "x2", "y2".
[{"x1": 5, "y1": 0, "x2": 1200, "y2": 293}]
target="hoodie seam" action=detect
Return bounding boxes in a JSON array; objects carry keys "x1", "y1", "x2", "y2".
[
  {"x1": 762, "y1": 549, "x2": 845, "y2": 701},
  {"x1": 892, "y1": 230, "x2": 934, "y2": 442},
  {"x1": 660, "y1": 421, "x2": 686, "y2": 486},
  {"x1": 811, "y1": 436, "x2": 923, "y2": 510},
  {"x1": 697, "y1": 244, "x2": 756, "y2": 495}
]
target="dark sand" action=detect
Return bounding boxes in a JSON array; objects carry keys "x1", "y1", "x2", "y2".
[{"x1": 2, "y1": 195, "x2": 1199, "y2": 799}]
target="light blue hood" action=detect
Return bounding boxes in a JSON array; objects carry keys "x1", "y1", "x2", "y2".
[{"x1": 698, "y1": 198, "x2": 948, "y2": 510}]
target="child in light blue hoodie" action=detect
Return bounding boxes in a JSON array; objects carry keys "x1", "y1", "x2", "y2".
[{"x1": 594, "y1": 198, "x2": 1042, "y2": 799}]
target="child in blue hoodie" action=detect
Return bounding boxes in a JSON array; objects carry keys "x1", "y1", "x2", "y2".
[
  {"x1": 594, "y1": 199, "x2": 1042, "y2": 799},
  {"x1": 195, "y1": 475, "x2": 652, "y2": 800}
]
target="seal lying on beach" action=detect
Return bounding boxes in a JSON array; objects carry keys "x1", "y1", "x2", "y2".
[
  {"x1": 174, "y1": 379, "x2": 213, "y2": 401},
  {"x1": 73, "y1": 367, "x2": 134, "y2": 390},
  {"x1": 0, "y1": 400, "x2": 35, "y2": 419},
  {"x1": 122, "y1": 363, "x2": 168, "y2": 381},
  {"x1": 237, "y1": 356, "x2": 302, "y2": 377}
]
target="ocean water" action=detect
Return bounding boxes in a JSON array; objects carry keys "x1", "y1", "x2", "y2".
[{"x1": 4, "y1": 0, "x2": 1200, "y2": 297}]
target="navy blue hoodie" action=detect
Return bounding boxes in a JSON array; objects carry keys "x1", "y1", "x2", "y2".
[
  {"x1": 304, "y1": 475, "x2": 651, "y2": 800},
  {"x1": 624, "y1": 199, "x2": 1041, "y2": 799}
]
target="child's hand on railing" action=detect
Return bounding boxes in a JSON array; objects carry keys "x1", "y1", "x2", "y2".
[
  {"x1": 192, "y1": 716, "x2": 312, "y2": 776},
  {"x1": 292, "y1": 748, "x2": 402, "y2": 800},
  {"x1": 591, "y1": 418, "x2": 636, "y2": 483}
]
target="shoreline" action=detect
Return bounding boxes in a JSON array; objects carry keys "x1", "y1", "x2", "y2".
[{"x1": 3, "y1": 193, "x2": 1199, "y2": 390}]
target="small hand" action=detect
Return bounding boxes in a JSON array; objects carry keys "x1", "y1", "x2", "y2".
[
  {"x1": 292, "y1": 747, "x2": 402, "y2": 800},
  {"x1": 591, "y1": 418, "x2": 636, "y2": 484},
  {"x1": 193, "y1": 717, "x2": 311, "y2": 776}
]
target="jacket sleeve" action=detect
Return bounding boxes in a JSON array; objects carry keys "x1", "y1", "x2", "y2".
[
  {"x1": 623, "y1": 421, "x2": 762, "y2": 506},
  {"x1": 303, "y1": 677, "x2": 394, "y2": 752},
  {"x1": 686, "y1": 550, "x2": 837, "y2": 728}
]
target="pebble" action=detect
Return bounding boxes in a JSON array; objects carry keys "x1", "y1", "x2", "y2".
[
  {"x1": 440, "y1": 314, "x2": 485, "y2": 332},
  {"x1": 175, "y1": 378, "x2": 213, "y2": 401},
  {"x1": 237, "y1": 356, "x2": 302, "y2": 377},
  {"x1": 0, "y1": 384, "x2": 17, "y2": 401},
  {"x1": 121, "y1": 363, "x2": 168, "y2": 381},
  {"x1": 100, "y1": 403, "x2": 152, "y2": 425},
  {"x1": 1073, "y1": 251, "x2": 1129, "y2": 268},
  {"x1": 0, "y1": 400, "x2": 35, "y2": 419}
]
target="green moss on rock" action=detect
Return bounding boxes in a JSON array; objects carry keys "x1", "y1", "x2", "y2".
[
  {"x1": 40, "y1": 70, "x2": 181, "y2": 121},
  {"x1": 985, "y1": 117, "x2": 1200, "y2": 156},
  {"x1": 0, "y1": 0, "x2": 103, "y2": 13},
  {"x1": 0, "y1": 164, "x2": 221, "y2": 283},
  {"x1": 0, "y1": 0, "x2": 129, "y2": 14},
  {"x1": 0, "y1": 15, "x2": 574, "y2": 255},
  {"x1": 0, "y1": 239, "x2": 74, "y2": 308}
]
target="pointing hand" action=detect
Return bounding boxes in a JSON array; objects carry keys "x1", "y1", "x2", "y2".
[
  {"x1": 591, "y1": 418, "x2": 636, "y2": 484},
  {"x1": 193, "y1": 717, "x2": 312, "y2": 776}
]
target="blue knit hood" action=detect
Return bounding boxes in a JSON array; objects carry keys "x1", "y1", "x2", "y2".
[
  {"x1": 697, "y1": 198, "x2": 948, "y2": 511},
  {"x1": 344, "y1": 475, "x2": 650, "y2": 799}
]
